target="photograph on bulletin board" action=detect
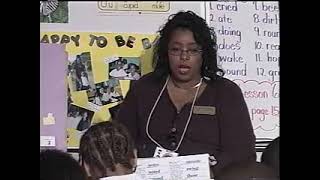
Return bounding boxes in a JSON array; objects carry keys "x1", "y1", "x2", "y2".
[
  {"x1": 87, "y1": 79, "x2": 124, "y2": 106},
  {"x1": 67, "y1": 104, "x2": 94, "y2": 132},
  {"x1": 40, "y1": 1, "x2": 69, "y2": 23},
  {"x1": 67, "y1": 104, "x2": 94, "y2": 148},
  {"x1": 68, "y1": 52, "x2": 95, "y2": 92},
  {"x1": 107, "y1": 56, "x2": 141, "y2": 80}
]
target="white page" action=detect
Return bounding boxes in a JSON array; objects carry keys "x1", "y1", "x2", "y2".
[{"x1": 136, "y1": 154, "x2": 211, "y2": 180}]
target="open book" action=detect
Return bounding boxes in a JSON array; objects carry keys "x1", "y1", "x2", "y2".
[{"x1": 135, "y1": 153, "x2": 213, "y2": 180}]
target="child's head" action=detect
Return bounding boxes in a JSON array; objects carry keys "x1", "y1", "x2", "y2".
[
  {"x1": 261, "y1": 137, "x2": 279, "y2": 177},
  {"x1": 216, "y1": 161, "x2": 279, "y2": 180},
  {"x1": 128, "y1": 63, "x2": 138, "y2": 74},
  {"x1": 79, "y1": 121, "x2": 136, "y2": 179},
  {"x1": 82, "y1": 111, "x2": 88, "y2": 118},
  {"x1": 115, "y1": 60, "x2": 123, "y2": 70},
  {"x1": 76, "y1": 55, "x2": 81, "y2": 62},
  {"x1": 99, "y1": 88, "x2": 105, "y2": 94},
  {"x1": 106, "y1": 86, "x2": 111, "y2": 93},
  {"x1": 40, "y1": 149, "x2": 87, "y2": 180}
]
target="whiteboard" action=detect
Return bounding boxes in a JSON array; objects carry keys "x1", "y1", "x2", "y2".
[{"x1": 204, "y1": 1, "x2": 279, "y2": 142}]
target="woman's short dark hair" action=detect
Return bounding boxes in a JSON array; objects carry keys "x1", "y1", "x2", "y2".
[
  {"x1": 40, "y1": 149, "x2": 87, "y2": 180},
  {"x1": 261, "y1": 137, "x2": 279, "y2": 176},
  {"x1": 216, "y1": 161, "x2": 279, "y2": 180},
  {"x1": 153, "y1": 10, "x2": 224, "y2": 80}
]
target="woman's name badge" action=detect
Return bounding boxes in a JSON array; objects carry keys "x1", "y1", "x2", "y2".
[
  {"x1": 153, "y1": 147, "x2": 179, "y2": 158},
  {"x1": 193, "y1": 106, "x2": 216, "y2": 115}
]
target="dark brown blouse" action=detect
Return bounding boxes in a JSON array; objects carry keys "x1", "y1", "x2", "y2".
[{"x1": 116, "y1": 72, "x2": 256, "y2": 175}]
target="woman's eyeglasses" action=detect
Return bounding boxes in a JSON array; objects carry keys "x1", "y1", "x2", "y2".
[{"x1": 168, "y1": 48, "x2": 202, "y2": 56}]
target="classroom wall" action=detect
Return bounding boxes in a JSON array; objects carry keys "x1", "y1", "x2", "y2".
[{"x1": 40, "y1": 1, "x2": 279, "y2": 157}]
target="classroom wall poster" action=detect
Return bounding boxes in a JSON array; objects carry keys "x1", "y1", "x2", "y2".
[{"x1": 40, "y1": 32, "x2": 157, "y2": 148}]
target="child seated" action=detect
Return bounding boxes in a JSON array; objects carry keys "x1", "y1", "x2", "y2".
[
  {"x1": 40, "y1": 149, "x2": 88, "y2": 180},
  {"x1": 79, "y1": 121, "x2": 140, "y2": 180}
]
